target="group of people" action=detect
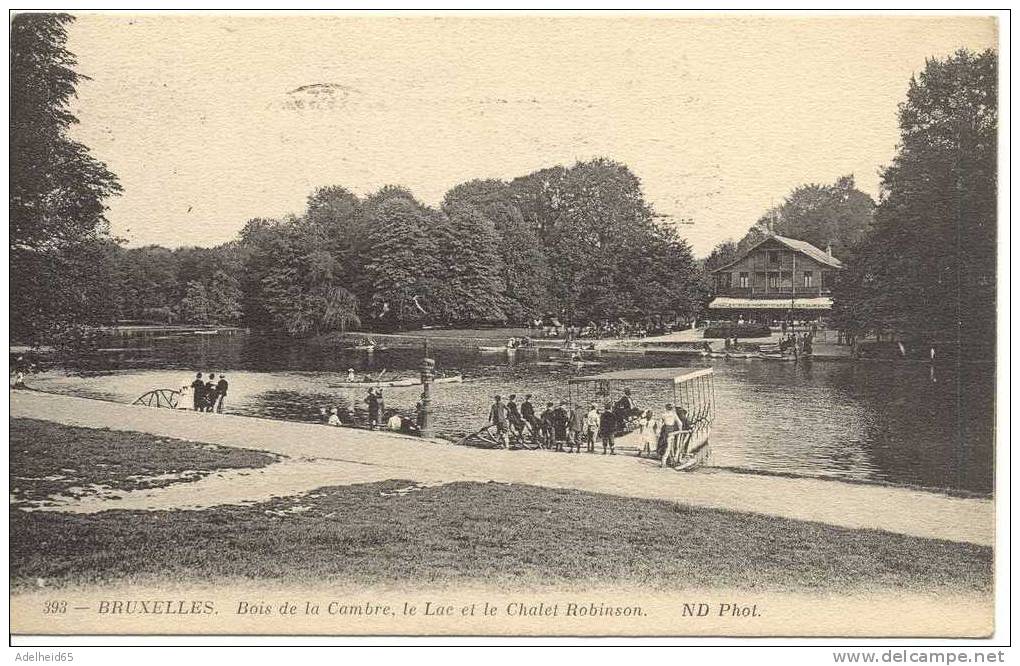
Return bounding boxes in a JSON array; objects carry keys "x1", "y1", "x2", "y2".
[
  {"x1": 505, "y1": 336, "x2": 534, "y2": 349},
  {"x1": 319, "y1": 386, "x2": 426, "y2": 435},
  {"x1": 485, "y1": 390, "x2": 695, "y2": 460},
  {"x1": 179, "y1": 372, "x2": 228, "y2": 412}
]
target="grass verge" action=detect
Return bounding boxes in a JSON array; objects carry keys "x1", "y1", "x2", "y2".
[
  {"x1": 11, "y1": 479, "x2": 991, "y2": 593},
  {"x1": 10, "y1": 418, "x2": 278, "y2": 506}
]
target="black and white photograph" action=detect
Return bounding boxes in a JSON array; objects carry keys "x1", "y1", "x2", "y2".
[{"x1": 6, "y1": 9, "x2": 1007, "y2": 647}]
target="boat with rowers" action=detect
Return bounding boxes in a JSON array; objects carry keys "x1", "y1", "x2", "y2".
[{"x1": 329, "y1": 374, "x2": 463, "y2": 389}]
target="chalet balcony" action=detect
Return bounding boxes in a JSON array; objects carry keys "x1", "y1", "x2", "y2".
[{"x1": 717, "y1": 286, "x2": 832, "y2": 298}]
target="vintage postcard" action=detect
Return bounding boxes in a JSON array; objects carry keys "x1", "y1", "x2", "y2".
[{"x1": 8, "y1": 10, "x2": 1003, "y2": 642}]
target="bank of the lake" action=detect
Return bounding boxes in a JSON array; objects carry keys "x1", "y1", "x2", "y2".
[
  {"x1": 8, "y1": 402, "x2": 994, "y2": 594},
  {"x1": 22, "y1": 327, "x2": 994, "y2": 495}
]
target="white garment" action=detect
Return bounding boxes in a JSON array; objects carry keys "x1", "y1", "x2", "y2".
[
  {"x1": 659, "y1": 410, "x2": 681, "y2": 430},
  {"x1": 387, "y1": 414, "x2": 403, "y2": 431},
  {"x1": 328, "y1": 414, "x2": 341, "y2": 426}
]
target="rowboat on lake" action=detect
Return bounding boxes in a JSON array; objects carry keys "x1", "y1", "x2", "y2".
[{"x1": 328, "y1": 374, "x2": 463, "y2": 389}]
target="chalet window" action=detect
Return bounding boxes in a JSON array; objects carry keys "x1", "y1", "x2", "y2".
[
  {"x1": 768, "y1": 250, "x2": 780, "y2": 265},
  {"x1": 768, "y1": 272, "x2": 780, "y2": 289},
  {"x1": 803, "y1": 271, "x2": 813, "y2": 287},
  {"x1": 717, "y1": 273, "x2": 732, "y2": 290},
  {"x1": 822, "y1": 271, "x2": 834, "y2": 288},
  {"x1": 739, "y1": 272, "x2": 749, "y2": 288}
]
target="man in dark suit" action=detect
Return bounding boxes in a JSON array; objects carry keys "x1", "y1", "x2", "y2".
[
  {"x1": 215, "y1": 374, "x2": 229, "y2": 413},
  {"x1": 191, "y1": 373, "x2": 205, "y2": 411},
  {"x1": 204, "y1": 373, "x2": 217, "y2": 412}
]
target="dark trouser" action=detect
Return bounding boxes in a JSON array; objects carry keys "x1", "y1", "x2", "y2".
[
  {"x1": 216, "y1": 394, "x2": 226, "y2": 413},
  {"x1": 602, "y1": 432, "x2": 615, "y2": 453},
  {"x1": 194, "y1": 395, "x2": 203, "y2": 411},
  {"x1": 657, "y1": 424, "x2": 677, "y2": 458}
]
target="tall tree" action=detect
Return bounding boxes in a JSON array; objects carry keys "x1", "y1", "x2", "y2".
[
  {"x1": 359, "y1": 195, "x2": 437, "y2": 328},
  {"x1": 835, "y1": 49, "x2": 997, "y2": 348},
  {"x1": 11, "y1": 13, "x2": 121, "y2": 347},
  {"x1": 429, "y1": 203, "x2": 507, "y2": 324},
  {"x1": 738, "y1": 176, "x2": 875, "y2": 260},
  {"x1": 442, "y1": 179, "x2": 553, "y2": 321}
]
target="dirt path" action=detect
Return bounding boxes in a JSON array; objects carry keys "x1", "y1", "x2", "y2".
[{"x1": 11, "y1": 390, "x2": 994, "y2": 546}]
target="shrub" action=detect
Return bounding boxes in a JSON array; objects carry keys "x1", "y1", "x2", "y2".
[{"x1": 703, "y1": 324, "x2": 771, "y2": 339}]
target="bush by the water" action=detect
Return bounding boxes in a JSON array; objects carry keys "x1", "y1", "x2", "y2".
[{"x1": 703, "y1": 325, "x2": 771, "y2": 339}]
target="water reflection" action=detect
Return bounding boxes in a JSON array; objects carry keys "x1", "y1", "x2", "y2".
[{"x1": 32, "y1": 332, "x2": 994, "y2": 495}]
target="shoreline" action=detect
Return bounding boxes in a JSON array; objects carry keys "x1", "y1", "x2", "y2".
[
  {"x1": 10, "y1": 390, "x2": 994, "y2": 546},
  {"x1": 15, "y1": 385, "x2": 990, "y2": 501}
]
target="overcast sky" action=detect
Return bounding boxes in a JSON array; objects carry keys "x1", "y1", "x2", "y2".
[{"x1": 64, "y1": 13, "x2": 996, "y2": 256}]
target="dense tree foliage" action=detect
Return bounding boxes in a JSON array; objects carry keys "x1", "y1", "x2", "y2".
[
  {"x1": 706, "y1": 175, "x2": 876, "y2": 270},
  {"x1": 11, "y1": 13, "x2": 121, "y2": 347},
  {"x1": 832, "y1": 50, "x2": 997, "y2": 349},
  {"x1": 81, "y1": 243, "x2": 244, "y2": 326}
]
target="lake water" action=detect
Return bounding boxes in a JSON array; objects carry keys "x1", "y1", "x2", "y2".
[{"x1": 28, "y1": 331, "x2": 995, "y2": 495}]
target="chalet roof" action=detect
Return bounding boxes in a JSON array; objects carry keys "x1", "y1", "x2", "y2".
[{"x1": 711, "y1": 234, "x2": 843, "y2": 273}]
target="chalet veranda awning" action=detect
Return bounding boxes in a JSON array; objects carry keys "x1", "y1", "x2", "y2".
[{"x1": 708, "y1": 296, "x2": 834, "y2": 310}]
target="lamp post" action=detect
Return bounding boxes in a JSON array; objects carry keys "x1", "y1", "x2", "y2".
[{"x1": 419, "y1": 338, "x2": 435, "y2": 438}]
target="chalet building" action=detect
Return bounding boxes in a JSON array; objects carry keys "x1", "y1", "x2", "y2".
[{"x1": 708, "y1": 234, "x2": 842, "y2": 323}]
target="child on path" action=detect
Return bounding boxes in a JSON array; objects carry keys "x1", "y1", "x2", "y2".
[{"x1": 583, "y1": 403, "x2": 600, "y2": 453}]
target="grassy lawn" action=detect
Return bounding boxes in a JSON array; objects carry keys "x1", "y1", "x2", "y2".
[
  {"x1": 10, "y1": 418, "x2": 278, "y2": 506},
  {"x1": 11, "y1": 479, "x2": 991, "y2": 593}
]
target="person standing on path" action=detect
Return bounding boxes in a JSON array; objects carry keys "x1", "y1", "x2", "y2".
[
  {"x1": 191, "y1": 373, "x2": 205, "y2": 411},
  {"x1": 657, "y1": 403, "x2": 681, "y2": 463},
  {"x1": 215, "y1": 374, "x2": 229, "y2": 413},
  {"x1": 599, "y1": 402, "x2": 616, "y2": 455},
  {"x1": 552, "y1": 401, "x2": 569, "y2": 452},
  {"x1": 539, "y1": 402, "x2": 556, "y2": 449},
  {"x1": 521, "y1": 394, "x2": 538, "y2": 439},
  {"x1": 204, "y1": 373, "x2": 217, "y2": 412},
  {"x1": 567, "y1": 403, "x2": 585, "y2": 453},
  {"x1": 507, "y1": 394, "x2": 525, "y2": 438},
  {"x1": 583, "y1": 403, "x2": 600, "y2": 453},
  {"x1": 365, "y1": 388, "x2": 380, "y2": 430},
  {"x1": 488, "y1": 395, "x2": 510, "y2": 449}
]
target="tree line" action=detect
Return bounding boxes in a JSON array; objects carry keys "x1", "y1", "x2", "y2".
[
  {"x1": 10, "y1": 14, "x2": 708, "y2": 347},
  {"x1": 223, "y1": 158, "x2": 708, "y2": 334},
  {"x1": 11, "y1": 14, "x2": 995, "y2": 352}
]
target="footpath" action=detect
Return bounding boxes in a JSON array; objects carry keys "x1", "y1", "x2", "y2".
[{"x1": 11, "y1": 390, "x2": 993, "y2": 546}]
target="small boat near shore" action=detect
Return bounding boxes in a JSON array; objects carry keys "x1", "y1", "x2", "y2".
[
  {"x1": 536, "y1": 360, "x2": 604, "y2": 368},
  {"x1": 341, "y1": 343, "x2": 378, "y2": 352},
  {"x1": 328, "y1": 374, "x2": 463, "y2": 389},
  {"x1": 477, "y1": 345, "x2": 538, "y2": 354},
  {"x1": 758, "y1": 353, "x2": 797, "y2": 362}
]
